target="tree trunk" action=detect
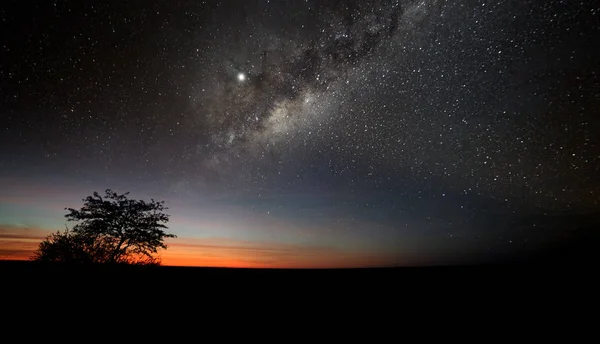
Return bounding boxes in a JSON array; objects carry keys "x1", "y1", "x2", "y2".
[{"x1": 112, "y1": 237, "x2": 126, "y2": 263}]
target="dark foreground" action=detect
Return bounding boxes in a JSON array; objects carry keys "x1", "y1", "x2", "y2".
[
  {"x1": 2, "y1": 259, "x2": 595, "y2": 290},
  {"x1": 2, "y1": 260, "x2": 598, "y2": 318}
]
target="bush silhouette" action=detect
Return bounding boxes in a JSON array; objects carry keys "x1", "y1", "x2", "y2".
[{"x1": 31, "y1": 189, "x2": 176, "y2": 265}]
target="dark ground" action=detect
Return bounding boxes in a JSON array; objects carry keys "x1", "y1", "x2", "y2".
[
  {"x1": 2, "y1": 258, "x2": 597, "y2": 322},
  {"x1": 2, "y1": 255, "x2": 595, "y2": 289},
  {"x1": 3, "y1": 229, "x2": 598, "y2": 327}
]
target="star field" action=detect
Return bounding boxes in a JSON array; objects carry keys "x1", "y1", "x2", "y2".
[{"x1": 1, "y1": 0, "x2": 599, "y2": 266}]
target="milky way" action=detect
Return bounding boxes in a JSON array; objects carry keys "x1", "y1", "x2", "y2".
[
  {"x1": 186, "y1": 0, "x2": 432, "y2": 187},
  {"x1": 1, "y1": 0, "x2": 599, "y2": 266},
  {"x1": 180, "y1": 0, "x2": 599, "y2": 209}
]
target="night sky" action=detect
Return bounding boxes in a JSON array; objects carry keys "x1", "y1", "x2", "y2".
[{"x1": 1, "y1": 0, "x2": 599, "y2": 267}]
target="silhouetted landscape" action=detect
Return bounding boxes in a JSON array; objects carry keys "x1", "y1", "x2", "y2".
[
  {"x1": 1, "y1": 0, "x2": 599, "y2": 290},
  {"x1": 3, "y1": 233, "x2": 597, "y2": 279},
  {"x1": 3, "y1": 231, "x2": 598, "y2": 305}
]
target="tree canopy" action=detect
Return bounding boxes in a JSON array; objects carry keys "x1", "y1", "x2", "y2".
[{"x1": 31, "y1": 189, "x2": 176, "y2": 265}]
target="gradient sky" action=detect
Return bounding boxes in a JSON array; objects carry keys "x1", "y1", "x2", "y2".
[{"x1": 1, "y1": 0, "x2": 599, "y2": 267}]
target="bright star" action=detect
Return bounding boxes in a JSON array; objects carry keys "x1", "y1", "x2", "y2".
[{"x1": 237, "y1": 73, "x2": 246, "y2": 81}]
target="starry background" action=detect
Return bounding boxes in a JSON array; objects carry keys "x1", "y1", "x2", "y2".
[{"x1": 1, "y1": 0, "x2": 599, "y2": 267}]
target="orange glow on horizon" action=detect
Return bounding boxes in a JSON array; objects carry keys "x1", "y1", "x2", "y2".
[{"x1": 0, "y1": 225, "x2": 399, "y2": 268}]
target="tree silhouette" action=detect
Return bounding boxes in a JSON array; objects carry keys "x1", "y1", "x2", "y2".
[
  {"x1": 30, "y1": 227, "x2": 96, "y2": 264},
  {"x1": 31, "y1": 189, "x2": 176, "y2": 265}
]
